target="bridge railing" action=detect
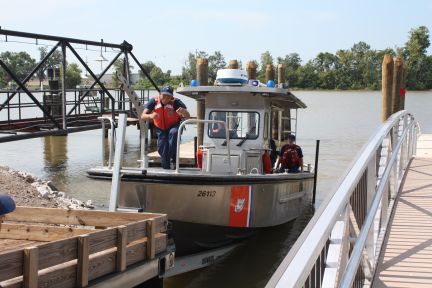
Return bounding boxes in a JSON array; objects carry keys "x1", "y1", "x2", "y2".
[
  {"x1": 0, "y1": 88, "x2": 154, "y2": 125},
  {"x1": 266, "y1": 110, "x2": 419, "y2": 288}
]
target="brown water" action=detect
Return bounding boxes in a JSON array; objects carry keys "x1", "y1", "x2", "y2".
[{"x1": 1, "y1": 91, "x2": 431, "y2": 287}]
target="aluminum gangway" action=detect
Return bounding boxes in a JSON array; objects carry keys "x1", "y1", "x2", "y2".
[
  {"x1": 267, "y1": 110, "x2": 420, "y2": 288},
  {"x1": 0, "y1": 28, "x2": 159, "y2": 142}
]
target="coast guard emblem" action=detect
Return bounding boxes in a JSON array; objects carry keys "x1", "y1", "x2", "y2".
[
  {"x1": 234, "y1": 198, "x2": 245, "y2": 213},
  {"x1": 229, "y1": 186, "x2": 251, "y2": 227}
]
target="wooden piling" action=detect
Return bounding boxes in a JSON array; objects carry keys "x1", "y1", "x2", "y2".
[
  {"x1": 266, "y1": 64, "x2": 278, "y2": 139},
  {"x1": 265, "y1": 64, "x2": 275, "y2": 83},
  {"x1": 381, "y1": 54, "x2": 393, "y2": 122},
  {"x1": 392, "y1": 57, "x2": 403, "y2": 115},
  {"x1": 228, "y1": 60, "x2": 239, "y2": 69},
  {"x1": 277, "y1": 64, "x2": 286, "y2": 87},
  {"x1": 196, "y1": 58, "x2": 208, "y2": 147},
  {"x1": 246, "y1": 61, "x2": 257, "y2": 80},
  {"x1": 278, "y1": 64, "x2": 290, "y2": 140},
  {"x1": 399, "y1": 59, "x2": 406, "y2": 110}
]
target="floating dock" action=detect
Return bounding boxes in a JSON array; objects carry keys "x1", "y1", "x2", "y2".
[
  {"x1": 372, "y1": 134, "x2": 432, "y2": 287},
  {"x1": 0, "y1": 207, "x2": 173, "y2": 288}
]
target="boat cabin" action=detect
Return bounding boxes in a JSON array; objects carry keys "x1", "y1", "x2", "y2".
[{"x1": 177, "y1": 71, "x2": 306, "y2": 175}]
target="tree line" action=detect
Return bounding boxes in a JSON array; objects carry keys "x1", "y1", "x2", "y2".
[{"x1": 1, "y1": 26, "x2": 431, "y2": 90}]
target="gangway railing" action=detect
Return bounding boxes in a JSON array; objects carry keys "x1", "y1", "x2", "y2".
[{"x1": 267, "y1": 110, "x2": 419, "y2": 288}]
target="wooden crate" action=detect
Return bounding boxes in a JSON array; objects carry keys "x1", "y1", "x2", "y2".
[{"x1": 0, "y1": 207, "x2": 168, "y2": 288}]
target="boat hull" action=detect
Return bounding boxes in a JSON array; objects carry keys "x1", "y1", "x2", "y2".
[
  {"x1": 118, "y1": 175, "x2": 314, "y2": 228},
  {"x1": 88, "y1": 168, "x2": 314, "y2": 254}
]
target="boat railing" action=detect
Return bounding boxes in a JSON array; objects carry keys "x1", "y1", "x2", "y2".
[
  {"x1": 266, "y1": 110, "x2": 419, "y2": 288},
  {"x1": 175, "y1": 119, "x2": 231, "y2": 174}
]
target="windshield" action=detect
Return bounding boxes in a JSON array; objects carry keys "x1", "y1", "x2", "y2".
[{"x1": 208, "y1": 111, "x2": 259, "y2": 139}]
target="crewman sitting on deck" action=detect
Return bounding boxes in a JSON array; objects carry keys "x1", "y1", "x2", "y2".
[{"x1": 141, "y1": 86, "x2": 190, "y2": 169}]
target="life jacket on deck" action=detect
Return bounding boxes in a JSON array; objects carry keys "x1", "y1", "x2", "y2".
[
  {"x1": 152, "y1": 96, "x2": 181, "y2": 130},
  {"x1": 262, "y1": 151, "x2": 273, "y2": 174},
  {"x1": 280, "y1": 144, "x2": 301, "y2": 169}
]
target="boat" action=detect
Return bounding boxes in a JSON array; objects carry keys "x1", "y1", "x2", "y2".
[{"x1": 87, "y1": 69, "x2": 315, "y2": 255}]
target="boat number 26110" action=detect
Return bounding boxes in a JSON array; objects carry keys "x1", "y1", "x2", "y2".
[{"x1": 197, "y1": 190, "x2": 216, "y2": 197}]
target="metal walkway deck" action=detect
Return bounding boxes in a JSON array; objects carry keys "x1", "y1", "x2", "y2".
[{"x1": 372, "y1": 135, "x2": 432, "y2": 288}]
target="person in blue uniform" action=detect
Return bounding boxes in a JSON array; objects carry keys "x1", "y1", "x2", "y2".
[{"x1": 141, "y1": 86, "x2": 190, "y2": 169}]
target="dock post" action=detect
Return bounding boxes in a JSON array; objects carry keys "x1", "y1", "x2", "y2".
[
  {"x1": 196, "y1": 58, "x2": 208, "y2": 147},
  {"x1": 61, "y1": 41, "x2": 67, "y2": 130},
  {"x1": 277, "y1": 63, "x2": 285, "y2": 87},
  {"x1": 246, "y1": 61, "x2": 257, "y2": 80},
  {"x1": 109, "y1": 112, "x2": 127, "y2": 211},
  {"x1": 381, "y1": 54, "x2": 393, "y2": 122},
  {"x1": 24, "y1": 246, "x2": 38, "y2": 288},
  {"x1": 265, "y1": 64, "x2": 275, "y2": 83},
  {"x1": 392, "y1": 57, "x2": 404, "y2": 115},
  {"x1": 312, "y1": 140, "x2": 320, "y2": 205},
  {"x1": 399, "y1": 64, "x2": 406, "y2": 111},
  {"x1": 228, "y1": 60, "x2": 239, "y2": 69},
  {"x1": 278, "y1": 64, "x2": 291, "y2": 140},
  {"x1": 267, "y1": 64, "x2": 279, "y2": 140}
]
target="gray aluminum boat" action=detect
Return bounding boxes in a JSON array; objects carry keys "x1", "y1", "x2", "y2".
[{"x1": 88, "y1": 70, "x2": 315, "y2": 254}]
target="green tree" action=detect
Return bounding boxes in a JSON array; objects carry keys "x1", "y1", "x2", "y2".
[
  {"x1": 334, "y1": 49, "x2": 354, "y2": 89},
  {"x1": 208, "y1": 51, "x2": 226, "y2": 84},
  {"x1": 136, "y1": 61, "x2": 171, "y2": 88},
  {"x1": 297, "y1": 61, "x2": 319, "y2": 88},
  {"x1": 37, "y1": 47, "x2": 62, "y2": 86},
  {"x1": 181, "y1": 51, "x2": 226, "y2": 84},
  {"x1": 402, "y1": 26, "x2": 432, "y2": 89},
  {"x1": 258, "y1": 51, "x2": 274, "y2": 82},
  {"x1": 0, "y1": 69, "x2": 6, "y2": 88},
  {"x1": 0, "y1": 51, "x2": 36, "y2": 85},
  {"x1": 65, "y1": 63, "x2": 82, "y2": 89},
  {"x1": 277, "y1": 53, "x2": 302, "y2": 87},
  {"x1": 181, "y1": 51, "x2": 208, "y2": 83},
  {"x1": 110, "y1": 58, "x2": 134, "y2": 87},
  {"x1": 312, "y1": 52, "x2": 339, "y2": 89}
]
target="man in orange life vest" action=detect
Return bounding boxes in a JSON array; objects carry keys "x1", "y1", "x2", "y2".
[
  {"x1": 275, "y1": 134, "x2": 304, "y2": 173},
  {"x1": 141, "y1": 86, "x2": 190, "y2": 169}
]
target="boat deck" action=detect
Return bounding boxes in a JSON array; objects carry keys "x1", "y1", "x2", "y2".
[
  {"x1": 372, "y1": 134, "x2": 432, "y2": 287},
  {"x1": 148, "y1": 141, "x2": 196, "y2": 165}
]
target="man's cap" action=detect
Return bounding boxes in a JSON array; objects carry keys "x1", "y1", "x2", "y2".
[
  {"x1": 287, "y1": 134, "x2": 296, "y2": 140},
  {"x1": 160, "y1": 85, "x2": 174, "y2": 97},
  {"x1": 0, "y1": 194, "x2": 16, "y2": 215}
]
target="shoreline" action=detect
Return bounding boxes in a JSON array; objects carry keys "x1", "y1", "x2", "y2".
[{"x1": 0, "y1": 166, "x2": 94, "y2": 210}]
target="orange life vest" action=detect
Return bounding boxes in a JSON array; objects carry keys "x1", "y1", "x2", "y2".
[
  {"x1": 280, "y1": 144, "x2": 301, "y2": 169},
  {"x1": 152, "y1": 96, "x2": 181, "y2": 130},
  {"x1": 262, "y1": 151, "x2": 273, "y2": 174}
]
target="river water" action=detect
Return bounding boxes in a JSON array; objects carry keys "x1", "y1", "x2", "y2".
[{"x1": 1, "y1": 91, "x2": 431, "y2": 287}]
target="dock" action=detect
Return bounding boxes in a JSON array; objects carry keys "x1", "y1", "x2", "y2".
[
  {"x1": 266, "y1": 111, "x2": 431, "y2": 288},
  {"x1": 372, "y1": 134, "x2": 432, "y2": 287},
  {"x1": 0, "y1": 207, "x2": 173, "y2": 287}
]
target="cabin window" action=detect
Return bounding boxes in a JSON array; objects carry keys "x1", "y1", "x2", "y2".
[{"x1": 208, "y1": 111, "x2": 260, "y2": 140}]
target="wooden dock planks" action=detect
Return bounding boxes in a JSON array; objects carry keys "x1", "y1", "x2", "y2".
[
  {"x1": 372, "y1": 156, "x2": 432, "y2": 288},
  {"x1": 0, "y1": 207, "x2": 168, "y2": 288}
]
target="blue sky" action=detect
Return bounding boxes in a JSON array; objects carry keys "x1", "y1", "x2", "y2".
[{"x1": 1, "y1": 0, "x2": 431, "y2": 75}]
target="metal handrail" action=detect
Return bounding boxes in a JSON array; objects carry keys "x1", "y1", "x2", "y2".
[
  {"x1": 175, "y1": 119, "x2": 231, "y2": 174},
  {"x1": 266, "y1": 110, "x2": 418, "y2": 288},
  {"x1": 339, "y1": 117, "x2": 415, "y2": 286}
]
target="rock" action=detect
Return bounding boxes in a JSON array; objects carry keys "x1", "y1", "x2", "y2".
[
  {"x1": 85, "y1": 200, "x2": 95, "y2": 209},
  {"x1": 37, "y1": 186, "x2": 51, "y2": 199},
  {"x1": 46, "y1": 181, "x2": 58, "y2": 192},
  {"x1": 1, "y1": 166, "x2": 91, "y2": 211}
]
